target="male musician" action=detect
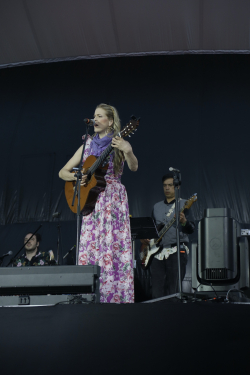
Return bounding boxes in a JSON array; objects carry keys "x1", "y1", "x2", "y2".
[
  {"x1": 13, "y1": 233, "x2": 55, "y2": 267},
  {"x1": 141, "y1": 173, "x2": 195, "y2": 299}
]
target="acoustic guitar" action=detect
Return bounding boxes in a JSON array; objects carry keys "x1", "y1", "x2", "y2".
[
  {"x1": 140, "y1": 194, "x2": 197, "y2": 269},
  {"x1": 65, "y1": 116, "x2": 140, "y2": 216}
]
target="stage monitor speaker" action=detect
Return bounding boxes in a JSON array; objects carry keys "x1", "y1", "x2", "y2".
[
  {"x1": 192, "y1": 208, "x2": 245, "y2": 292},
  {"x1": 0, "y1": 265, "x2": 100, "y2": 302}
]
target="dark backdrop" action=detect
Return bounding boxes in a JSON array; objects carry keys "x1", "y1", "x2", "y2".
[{"x1": 0, "y1": 54, "x2": 249, "y2": 296}]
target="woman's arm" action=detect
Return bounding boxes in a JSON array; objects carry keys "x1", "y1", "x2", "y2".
[
  {"x1": 59, "y1": 145, "x2": 85, "y2": 182},
  {"x1": 123, "y1": 149, "x2": 138, "y2": 172},
  {"x1": 111, "y1": 137, "x2": 138, "y2": 171}
]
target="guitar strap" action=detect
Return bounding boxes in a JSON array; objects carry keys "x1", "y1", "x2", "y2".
[
  {"x1": 166, "y1": 202, "x2": 176, "y2": 218},
  {"x1": 165, "y1": 200, "x2": 183, "y2": 224}
]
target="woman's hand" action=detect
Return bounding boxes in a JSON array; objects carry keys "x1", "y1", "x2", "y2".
[
  {"x1": 111, "y1": 136, "x2": 138, "y2": 172},
  {"x1": 80, "y1": 168, "x2": 88, "y2": 186},
  {"x1": 111, "y1": 136, "x2": 132, "y2": 154}
]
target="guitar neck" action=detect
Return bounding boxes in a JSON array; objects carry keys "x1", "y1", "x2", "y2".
[
  {"x1": 157, "y1": 204, "x2": 186, "y2": 242},
  {"x1": 86, "y1": 117, "x2": 139, "y2": 176},
  {"x1": 89, "y1": 144, "x2": 113, "y2": 175}
]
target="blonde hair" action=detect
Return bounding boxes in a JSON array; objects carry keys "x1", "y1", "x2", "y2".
[{"x1": 95, "y1": 103, "x2": 124, "y2": 175}]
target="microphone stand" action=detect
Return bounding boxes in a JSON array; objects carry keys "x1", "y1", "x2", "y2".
[
  {"x1": 143, "y1": 171, "x2": 186, "y2": 304},
  {"x1": 6, "y1": 224, "x2": 42, "y2": 267},
  {"x1": 63, "y1": 245, "x2": 76, "y2": 264},
  {"x1": 173, "y1": 170, "x2": 183, "y2": 299},
  {"x1": 72, "y1": 124, "x2": 90, "y2": 265},
  {"x1": 57, "y1": 224, "x2": 61, "y2": 265},
  {"x1": 52, "y1": 212, "x2": 62, "y2": 265}
]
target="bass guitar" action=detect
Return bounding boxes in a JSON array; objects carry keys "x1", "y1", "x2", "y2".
[
  {"x1": 140, "y1": 194, "x2": 197, "y2": 269},
  {"x1": 65, "y1": 116, "x2": 140, "y2": 216}
]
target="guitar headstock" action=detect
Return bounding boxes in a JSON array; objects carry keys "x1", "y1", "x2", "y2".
[
  {"x1": 120, "y1": 116, "x2": 140, "y2": 138},
  {"x1": 184, "y1": 193, "x2": 197, "y2": 209}
]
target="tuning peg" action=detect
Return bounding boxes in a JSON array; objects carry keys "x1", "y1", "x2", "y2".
[{"x1": 128, "y1": 135, "x2": 131, "y2": 137}]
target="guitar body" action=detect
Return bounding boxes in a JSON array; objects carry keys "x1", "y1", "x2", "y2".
[
  {"x1": 140, "y1": 239, "x2": 162, "y2": 270},
  {"x1": 65, "y1": 155, "x2": 108, "y2": 216}
]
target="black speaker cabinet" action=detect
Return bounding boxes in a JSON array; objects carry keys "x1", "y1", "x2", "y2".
[{"x1": 192, "y1": 208, "x2": 246, "y2": 292}]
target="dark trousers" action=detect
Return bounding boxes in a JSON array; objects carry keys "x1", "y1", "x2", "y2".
[{"x1": 151, "y1": 252, "x2": 187, "y2": 299}]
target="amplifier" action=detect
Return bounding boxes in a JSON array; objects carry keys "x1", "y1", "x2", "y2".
[{"x1": 0, "y1": 265, "x2": 100, "y2": 302}]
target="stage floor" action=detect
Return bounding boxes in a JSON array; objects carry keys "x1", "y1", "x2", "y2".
[{"x1": 0, "y1": 300, "x2": 249, "y2": 375}]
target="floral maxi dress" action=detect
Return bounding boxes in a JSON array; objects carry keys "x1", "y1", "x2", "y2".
[{"x1": 78, "y1": 137, "x2": 134, "y2": 303}]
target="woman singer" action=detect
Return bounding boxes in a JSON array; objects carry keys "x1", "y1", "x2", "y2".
[{"x1": 59, "y1": 103, "x2": 138, "y2": 303}]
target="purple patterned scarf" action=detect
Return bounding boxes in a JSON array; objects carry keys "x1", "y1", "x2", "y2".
[{"x1": 89, "y1": 134, "x2": 113, "y2": 157}]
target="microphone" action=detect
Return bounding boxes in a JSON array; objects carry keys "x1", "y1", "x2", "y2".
[
  {"x1": 84, "y1": 118, "x2": 95, "y2": 126},
  {"x1": 52, "y1": 212, "x2": 61, "y2": 218},
  {"x1": 0, "y1": 251, "x2": 13, "y2": 259},
  {"x1": 169, "y1": 167, "x2": 181, "y2": 173}
]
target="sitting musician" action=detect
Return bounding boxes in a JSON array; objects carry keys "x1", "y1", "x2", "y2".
[
  {"x1": 141, "y1": 173, "x2": 195, "y2": 299},
  {"x1": 13, "y1": 233, "x2": 55, "y2": 267}
]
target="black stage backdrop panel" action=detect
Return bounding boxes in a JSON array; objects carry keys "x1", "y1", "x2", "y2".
[{"x1": 0, "y1": 54, "x2": 250, "y2": 256}]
